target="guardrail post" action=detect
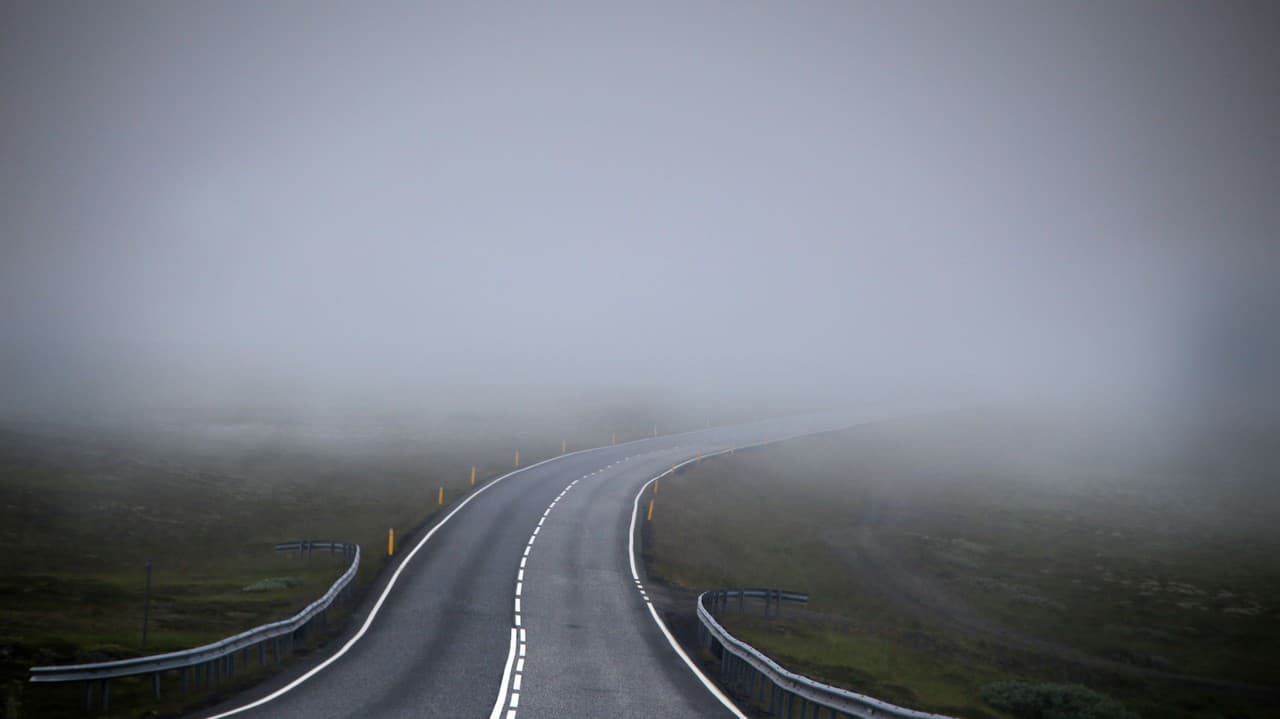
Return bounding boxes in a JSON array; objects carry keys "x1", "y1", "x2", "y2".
[
  {"x1": 101, "y1": 679, "x2": 109, "y2": 712},
  {"x1": 152, "y1": 671, "x2": 161, "y2": 699}
]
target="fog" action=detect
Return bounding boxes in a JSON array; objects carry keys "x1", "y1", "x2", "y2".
[{"x1": 3, "y1": 2, "x2": 1277, "y2": 427}]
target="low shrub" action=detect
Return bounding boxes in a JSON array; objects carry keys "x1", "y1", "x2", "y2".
[{"x1": 980, "y1": 681, "x2": 1138, "y2": 719}]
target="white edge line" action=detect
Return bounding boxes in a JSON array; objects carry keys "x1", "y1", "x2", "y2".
[
  {"x1": 626, "y1": 439, "x2": 815, "y2": 719},
  {"x1": 627, "y1": 451, "x2": 747, "y2": 719},
  {"x1": 203, "y1": 443, "x2": 608, "y2": 719},
  {"x1": 488, "y1": 627, "x2": 519, "y2": 719},
  {"x1": 645, "y1": 603, "x2": 745, "y2": 718}
]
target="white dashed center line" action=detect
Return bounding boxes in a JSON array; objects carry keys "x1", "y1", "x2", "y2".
[{"x1": 490, "y1": 469, "x2": 590, "y2": 719}]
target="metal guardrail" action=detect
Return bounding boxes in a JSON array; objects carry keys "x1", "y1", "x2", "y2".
[
  {"x1": 696, "y1": 589, "x2": 956, "y2": 719},
  {"x1": 30, "y1": 541, "x2": 360, "y2": 712}
]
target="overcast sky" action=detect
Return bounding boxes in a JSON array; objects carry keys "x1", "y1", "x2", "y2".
[{"x1": 2, "y1": 2, "x2": 1277, "y2": 420}]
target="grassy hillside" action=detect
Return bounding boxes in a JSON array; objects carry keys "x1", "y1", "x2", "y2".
[{"x1": 645, "y1": 409, "x2": 1280, "y2": 718}]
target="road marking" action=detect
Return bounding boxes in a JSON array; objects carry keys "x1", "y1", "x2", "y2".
[
  {"x1": 628, "y1": 449, "x2": 752, "y2": 719},
  {"x1": 202, "y1": 430, "x2": 727, "y2": 719},
  {"x1": 486, "y1": 628, "x2": 518, "y2": 719},
  {"x1": 491, "y1": 475, "x2": 580, "y2": 719},
  {"x1": 203, "y1": 444, "x2": 608, "y2": 719}
]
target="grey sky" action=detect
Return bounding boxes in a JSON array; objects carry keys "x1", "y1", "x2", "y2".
[{"x1": 2, "y1": 2, "x2": 1277, "y2": 419}]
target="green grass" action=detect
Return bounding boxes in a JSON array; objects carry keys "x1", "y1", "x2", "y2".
[
  {"x1": 646, "y1": 409, "x2": 1280, "y2": 719},
  {"x1": 726, "y1": 615, "x2": 1006, "y2": 716}
]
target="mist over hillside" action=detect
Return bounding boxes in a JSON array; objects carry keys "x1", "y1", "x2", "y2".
[{"x1": 2, "y1": 1, "x2": 1277, "y2": 430}]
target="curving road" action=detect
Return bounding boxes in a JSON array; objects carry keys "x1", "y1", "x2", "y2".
[{"x1": 194, "y1": 414, "x2": 861, "y2": 719}]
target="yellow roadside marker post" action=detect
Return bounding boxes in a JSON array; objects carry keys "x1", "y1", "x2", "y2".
[
  {"x1": 697, "y1": 449, "x2": 702, "y2": 464},
  {"x1": 515, "y1": 450, "x2": 520, "y2": 468},
  {"x1": 653, "y1": 480, "x2": 659, "y2": 494},
  {"x1": 647, "y1": 499, "x2": 654, "y2": 521},
  {"x1": 562, "y1": 439, "x2": 566, "y2": 454},
  {"x1": 388, "y1": 528, "x2": 395, "y2": 557},
  {"x1": 438, "y1": 486, "x2": 444, "y2": 505},
  {"x1": 470, "y1": 466, "x2": 476, "y2": 485}
]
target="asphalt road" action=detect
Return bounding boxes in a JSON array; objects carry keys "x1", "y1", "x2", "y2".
[{"x1": 194, "y1": 414, "x2": 856, "y2": 719}]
